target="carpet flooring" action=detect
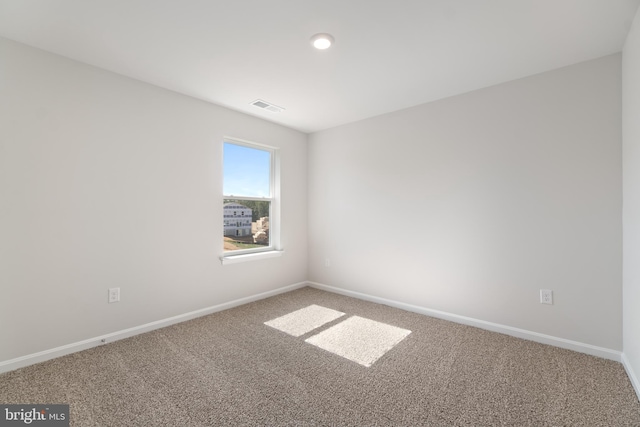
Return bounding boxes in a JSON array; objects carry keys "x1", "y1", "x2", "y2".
[{"x1": 1, "y1": 287, "x2": 639, "y2": 426}]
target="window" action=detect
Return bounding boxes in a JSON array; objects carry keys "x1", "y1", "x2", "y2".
[{"x1": 222, "y1": 139, "x2": 279, "y2": 259}]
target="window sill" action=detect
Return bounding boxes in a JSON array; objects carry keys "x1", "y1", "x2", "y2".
[{"x1": 220, "y1": 250, "x2": 284, "y2": 265}]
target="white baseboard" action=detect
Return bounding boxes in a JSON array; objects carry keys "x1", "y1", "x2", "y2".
[
  {"x1": 622, "y1": 353, "x2": 640, "y2": 401},
  {"x1": 2, "y1": 280, "x2": 626, "y2": 375},
  {"x1": 307, "y1": 281, "x2": 622, "y2": 362},
  {"x1": 0, "y1": 281, "x2": 307, "y2": 374}
]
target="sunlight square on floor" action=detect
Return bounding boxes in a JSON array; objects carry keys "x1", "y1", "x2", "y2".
[
  {"x1": 305, "y1": 316, "x2": 411, "y2": 367},
  {"x1": 264, "y1": 304, "x2": 345, "y2": 337}
]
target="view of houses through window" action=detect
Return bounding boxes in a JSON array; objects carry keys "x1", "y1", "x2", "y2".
[
  {"x1": 223, "y1": 140, "x2": 274, "y2": 254},
  {"x1": 223, "y1": 199, "x2": 270, "y2": 251}
]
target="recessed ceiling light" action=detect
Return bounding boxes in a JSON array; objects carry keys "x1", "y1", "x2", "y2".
[{"x1": 310, "y1": 33, "x2": 334, "y2": 50}]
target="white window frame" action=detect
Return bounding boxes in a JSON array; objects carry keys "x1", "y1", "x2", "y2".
[{"x1": 220, "y1": 137, "x2": 282, "y2": 264}]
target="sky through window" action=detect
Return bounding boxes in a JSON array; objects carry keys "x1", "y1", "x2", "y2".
[{"x1": 223, "y1": 142, "x2": 271, "y2": 197}]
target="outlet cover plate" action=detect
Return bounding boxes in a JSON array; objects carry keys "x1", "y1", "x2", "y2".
[
  {"x1": 540, "y1": 289, "x2": 553, "y2": 305},
  {"x1": 108, "y1": 287, "x2": 120, "y2": 303}
]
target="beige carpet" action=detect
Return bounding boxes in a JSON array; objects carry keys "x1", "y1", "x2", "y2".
[{"x1": 1, "y1": 287, "x2": 639, "y2": 426}]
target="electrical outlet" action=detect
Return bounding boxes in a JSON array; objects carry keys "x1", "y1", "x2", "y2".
[
  {"x1": 108, "y1": 287, "x2": 120, "y2": 303},
  {"x1": 325, "y1": 258, "x2": 331, "y2": 267},
  {"x1": 540, "y1": 289, "x2": 553, "y2": 305}
]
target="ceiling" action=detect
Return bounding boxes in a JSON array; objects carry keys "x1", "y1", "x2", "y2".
[{"x1": 1, "y1": 1, "x2": 639, "y2": 133}]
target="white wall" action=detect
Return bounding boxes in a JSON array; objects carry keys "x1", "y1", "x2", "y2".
[
  {"x1": 623, "y1": 6, "x2": 640, "y2": 395},
  {"x1": 0, "y1": 32, "x2": 629, "y2": 368},
  {"x1": 0, "y1": 37, "x2": 308, "y2": 363},
  {"x1": 308, "y1": 55, "x2": 622, "y2": 350}
]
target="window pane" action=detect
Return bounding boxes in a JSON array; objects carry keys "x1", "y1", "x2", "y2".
[
  {"x1": 223, "y1": 199, "x2": 270, "y2": 252},
  {"x1": 223, "y1": 142, "x2": 271, "y2": 197}
]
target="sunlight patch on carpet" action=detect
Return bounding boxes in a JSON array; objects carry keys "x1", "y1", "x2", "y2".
[
  {"x1": 264, "y1": 304, "x2": 345, "y2": 337},
  {"x1": 305, "y1": 316, "x2": 411, "y2": 367}
]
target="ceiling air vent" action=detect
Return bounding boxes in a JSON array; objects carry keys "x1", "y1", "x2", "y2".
[{"x1": 251, "y1": 99, "x2": 285, "y2": 113}]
